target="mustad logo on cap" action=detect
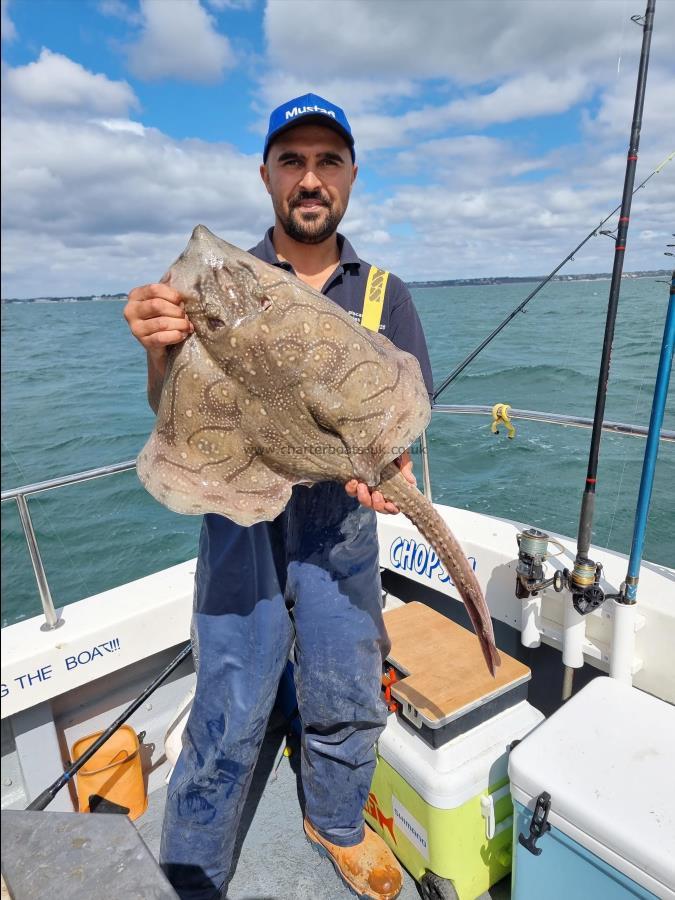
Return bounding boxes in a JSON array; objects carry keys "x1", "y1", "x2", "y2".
[
  {"x1": 263, "y1": 92, "x2": 355, "y2": 161},
  {"x1": 285, "y1": 104, "x2": 337, "y2": 121}
]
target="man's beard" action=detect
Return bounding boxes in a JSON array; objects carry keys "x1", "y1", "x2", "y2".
[{"x1": 278, "y1": 192, "x2": 343, "y2": 244}]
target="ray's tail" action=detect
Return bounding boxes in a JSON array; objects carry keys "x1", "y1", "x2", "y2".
[{"x1": 375, "y1": 463, "x2": 501, "y2": 677}]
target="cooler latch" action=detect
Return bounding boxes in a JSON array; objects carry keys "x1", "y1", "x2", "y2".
[
  {"x1": 480, "y1": 784, "x2": 511, "y2": 840},
  {"x1": 518, "y1": 791, "x2": 551, "y2": 855},
  {"x1": 381, "y1": 666, "x2": 400, "y2": 713}
]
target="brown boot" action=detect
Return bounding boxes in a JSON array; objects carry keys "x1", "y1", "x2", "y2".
[{"x1": 304, "y1": 817, "x2": 403, "y2": 900}]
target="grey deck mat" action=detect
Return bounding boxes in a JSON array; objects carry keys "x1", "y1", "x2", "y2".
[
  {"x1": 1, "y1": 808, "x2": 177, "y2": 899},
  {"x1": 137, "y1": 712, "x2": 510, "y2": 900}
]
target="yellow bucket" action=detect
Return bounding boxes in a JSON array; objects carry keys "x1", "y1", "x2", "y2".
[{"x1": 72, "y1": 725, "x2": 148, "y2": 820}]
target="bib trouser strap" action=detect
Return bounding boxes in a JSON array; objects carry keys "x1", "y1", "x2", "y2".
[{"x1": 361, "y1": 265, "x2": 389, "y2": 333}]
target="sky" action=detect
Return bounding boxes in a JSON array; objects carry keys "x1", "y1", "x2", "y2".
[{"x1": 1, "y1": 0, "x2": 674, "y2": 298}]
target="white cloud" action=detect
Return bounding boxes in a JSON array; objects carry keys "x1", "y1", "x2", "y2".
[
  {"x1": 2, "y1": 49, "x2": 263, "y2": 297},
  {"x1": 97, "y1": 0, "x2": 142, "y2": 25},
  {"x1": 441, "y1": 73, "x2": 589, "y2": 127},
  {"x1": 263, "y1": 0, "x2": 673, "y2": 85},
  {"x1": 95, "y1": 118, "x2": 147, "y2": 136},
  {"x1": 250, "y1": 71, "x2": 421, "y2": 152},
  {"x1": 0, "y1": 0, "x2": 16, "y2": 43},
  {"x1": 252, "y1": 0, "x2": 675, "y2": 282},
  {"x1": 253, "y1": 72, "x2": 419, "y2": 120},
  {"x1": 260, "y1": 0, "x2": 675, "y2": 150},
  {"x1": 343, "y1": 154, "x2": 675, "y2": 283},
  {"x1": 2, "y1": 0, "x2": 674, "y2": 299},
  {"x1": 126, "y1": 0, "x2": 235, "y2": 83},
  {"x1": 586, "y1": 66, "x2": 675, "y2": 145},
  {"x1": 1, "y1": 0, "x2": 16, "y2": 41},
  {"x1": 344, "y1": 72, "x2": 589, "y2": 154},
  {"x1": 1, "y1": 111, "x2": 270, "y2": 297},
  {"x1": 391, "y1": 135, "x2": 557, "y2": 187},
  {"x1": 4, "y1": 49, "x2": 138, "y2": 115},
  {"x1": 207, "y1": 0, "x2": 255, "y2": 9}
]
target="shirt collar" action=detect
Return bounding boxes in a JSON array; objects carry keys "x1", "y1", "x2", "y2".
[{"x1": 252, "y1": 227, "x2": 361, "y2": 271}]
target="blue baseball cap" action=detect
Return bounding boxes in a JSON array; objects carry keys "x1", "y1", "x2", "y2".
[{"x1": 263, "y1": 93, "x2": 355, "y2": 162}]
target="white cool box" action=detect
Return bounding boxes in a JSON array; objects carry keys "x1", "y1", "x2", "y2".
[
  {"x1": 367, "y1": 604, "x2": 675, "y2": 900},
  {"x1": 509, "y1": 676, "x2": 675, "y2": 900}
]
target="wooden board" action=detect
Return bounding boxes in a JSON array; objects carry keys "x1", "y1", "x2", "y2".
[{"x1": 384, "y1": 602, "x2": 530, "y2": 725}]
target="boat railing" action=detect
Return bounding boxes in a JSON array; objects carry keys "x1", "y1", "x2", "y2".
[
  {"x1": 420, "y1": 405, "x2": 675, "y2": 503},
  {"x1": 2, "y1": 407, "x2": 673, "y2": 632},
  {"x1": 1, "y1": 460, "x2": 137, "y2": 631}
]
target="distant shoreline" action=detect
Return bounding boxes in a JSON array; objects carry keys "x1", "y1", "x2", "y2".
[
  {"x1": 1, "y1": 294, "x2": 128, "y2": 304},
  {"x1": 1, "y1": 271, "x2": 670, "y2": 303},
  {"x1": 407, "y1": 270, "x2": 670, "y2": 289}
]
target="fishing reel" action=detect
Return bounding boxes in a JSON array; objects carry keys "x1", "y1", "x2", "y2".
[
  {"x1": 564, "y1": 557, "x2": 606, "y2": 615},
  {"x1": 515, "y1": 529, "x2": 565, "y2": 598},
  {"x1": 516, "y1": 530, "x2": 618, "y2": 615},
  {"x1": 563, "y1": 556, "x2": 624, "y2": 615}
]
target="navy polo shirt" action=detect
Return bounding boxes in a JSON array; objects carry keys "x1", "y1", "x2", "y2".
[{"x1": 249, "y1": 228, "x2": 434, "y2": 398}]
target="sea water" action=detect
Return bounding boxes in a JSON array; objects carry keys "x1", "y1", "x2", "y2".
[{"x1": 2, "y1": 277, "x2": 673, "y2": 626}]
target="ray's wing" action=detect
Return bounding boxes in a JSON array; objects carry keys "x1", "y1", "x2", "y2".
[
  {"x1": 301, "y1": 338, "x2": 431, "y2": 485},
  {"x1": 136, "y1": 340, "x2": 295, "y2": 524}
]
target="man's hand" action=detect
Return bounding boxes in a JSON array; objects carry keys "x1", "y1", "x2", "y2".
[
  {"x1": 123, "y1": 283, "x2": 194, "y2": 357},
  {"x1": 345, "y1": 449, "x2": 415, "y2": 514},
  {"x1": 123, "y1": 283, "x2": 194, "y2": 413}
]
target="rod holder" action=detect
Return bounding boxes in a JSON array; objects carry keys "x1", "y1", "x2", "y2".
[
  {"x1": 609, "y1": 598, "x2": 637, "y2": 685},
  {"x1": 562, "y1": 600, "x2": 586, "y2": 669},
  {"x1": 521, "y1": 594, "x2": 542, "y2": 648}
]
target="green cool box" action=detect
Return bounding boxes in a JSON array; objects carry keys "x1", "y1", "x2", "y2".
[{"x1": 365, "y1": 603, "x2": 543, "y2": 899}]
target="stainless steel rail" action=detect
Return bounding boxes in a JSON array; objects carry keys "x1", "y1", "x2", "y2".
[
  {"x1": 1, "y1": 460, "x2": 137, "y2": 630},
  {"x1": 2, "y1": 405, "x2": 673, "y2": 630},
  {"x1": 417, "y1": 405, "x2": 674, "y2": 503},
  {"x1": 15, "y1": 494, "x2": 61, "y2": 631},
  {"x1": 431, "y1": 405, "x2": 675, "y2": 442},
  {"x1": 0, "y1": 459, "x2": 137, "y2": 502}
]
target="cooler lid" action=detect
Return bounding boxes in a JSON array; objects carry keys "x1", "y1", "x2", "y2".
[
  {"x1": 384, "y1": 601, "x2": 530, "y2": 728},
  {"x1": 509, "y1": 677, "x2": 675, "y2": 892},
  {"x1": 378, "y1": 700, "x2": 544, "y2": 809}
]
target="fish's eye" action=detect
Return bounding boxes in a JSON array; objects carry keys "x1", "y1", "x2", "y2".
[{"x1": 206, "y1": 317, "x2": 225, "y2": 331}]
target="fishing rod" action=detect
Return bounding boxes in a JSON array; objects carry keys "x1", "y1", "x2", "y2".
[
  {"x1": 610, "y1": 270, "x2": 674, "y2": 684},
  {"x1": 574, "y1": 0, "x2": 655, "y2": 579},
  {"x1": 559, "y1": 0, "x2": 656, "y2": 700},
  {"x1": 27, "y1": 642, "x2": 193, "y2": 812},
  {"x1": 432, "y1": 148, "x2": 673, "y2": 403}
]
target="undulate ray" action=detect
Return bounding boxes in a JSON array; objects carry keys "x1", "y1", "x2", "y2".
[{"x1": 137, "y1": 225, "x2": 500, "y2": 675}]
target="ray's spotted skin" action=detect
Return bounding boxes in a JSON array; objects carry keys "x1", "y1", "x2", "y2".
[{"x1": 137, "y1": 225, "x2": 500, "y2": 675}]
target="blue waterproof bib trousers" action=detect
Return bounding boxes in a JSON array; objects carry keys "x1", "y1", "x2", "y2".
[{"x1": 160, "y1": 482, "x2": 391, "y2": 899}]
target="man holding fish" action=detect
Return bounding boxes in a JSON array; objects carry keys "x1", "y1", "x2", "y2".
[{"x1": 124, "y1": 94, "x2": 435, "y2": 900}]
